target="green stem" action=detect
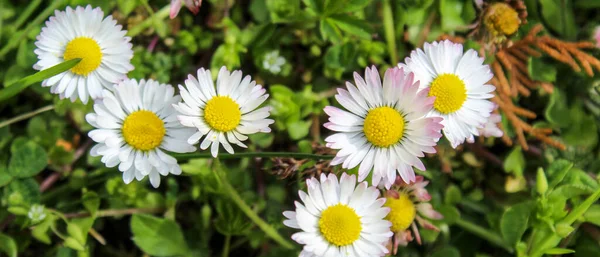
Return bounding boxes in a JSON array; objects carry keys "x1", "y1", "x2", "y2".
[
  {"x1": 0, "y1": 105, "x2": 54, "y2": 128},
  {"x1": 222, "y1": 235, "x2": 231, "y2": 257},
  {"x1": 173, "y1": 152, "x2": 334, "y2": 161},
  {"x1": 382, "y1": 0, "x2": 398, "y2": 64},
  {"x1": 14, "y1": 0, "x2": 43, "y2": 29},
  {"x1": 454, "y1": 218, "x2": 514, "y2": 253},
  {"x1": 0, "y1": 0, "x2": 65, "y2": 59},
  {"x1": 127, "y1": 5, "x2": 170, "y2": 37},
  {"x1": 215, "y1": 161, "x2": 294, "y2": 249}
]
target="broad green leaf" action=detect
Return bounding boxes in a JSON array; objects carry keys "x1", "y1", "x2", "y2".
[
  {"x1": 82, "y1": 191, "x2": 100, "y2": 216},
  {"x1": 445, "y1": 184, "x2": 462, "y2": 205},
  {"x1": 539, "y1": 0, "x2": 576, "y2": 39},
  {"x1": 67, "y1": 223, "x2": 85, "y2": 244},
  {"x1": 63, "y1": 237, "x2": 85, "y2": 252},
  {"x1": 131, "y1": 214, "x2": 190, "y2": 256},
  {"x1": 302, "y1": 0, "x2": 322, "y2": 14},
  {"x1": 583, "y1": 204, "x2": 600, "y2": 226},
  {"x1": 319, "y1": 19, "x2": 343, "y2": 43},
  {"x1": 430, "y1": 246, "x2": 460, "y2": 257},
  {"x1": 547, "y1": 159, "x2": 573, "y2": 189},
  {"x1": 286, "y1": 120, "x2": 311, "y2": 140},
  {"x1": 437, "y1": 205, "x2": 460, "y2": 224},
  {"x1": 500, "y1": 201, "x2": 534, "y2": 247},
  {"x1": 116, "y1": 0, "x2": 138, "y2": 16},
  {"x1": 0, "y1": 233, "x2": 17, "y2": 257},
  {"x1": 0, "y1": 163, "x2": 12, "y2": 187},
  {"x1": 8, "y1": 141, "x2": 47, "y2": 178},
  {"x1": 503, "y1": 146, "x2": 525, "y2": 176},
  {"x1": 439, "y1": 0, "x2": 467, "y2": 31},
  {"x1": 32, "y1": 216, "x2": 55, "y2": 244},
  {"x1": 3, "y1": 177, "x2": 40, "y2": 205},
  {"x1": 329, "y1": 15, "x2": 372, "y2": 39},
  {"x1": 549, "y1": 184, "x2": 595, "y2": 200},
  {"x1": 340, "y1": 0, "x2": 372, "y2": 12},
  {"x1": 0, "y1": 59, "x2": 80, "y2": 102},
  {"x1": 70, "y1": 218, "x2": 95, "y2": 244},
  {"x1": 562, "y1": 104, "x2": 598, "y2": 148},
  {"x1": 544, "y1": 89, "x2": 570, "y2": 128},
  {"x1": 528, "y1": 57, "x2": 557, "y2": 82}
]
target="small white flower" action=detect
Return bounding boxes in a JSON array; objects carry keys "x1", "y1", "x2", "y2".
[
  {"x1": 262, "y1": 50, "x2": 286, "y2": 74},
  {"x1": 324, "y1": 66, "x2": 443, "y2": 188},
  {"x1": 28, "y1": 204, "x2": 46, "y2": 223},
  {"x1": 87, "y1": 79, "x2": 196, "y2": 188},
  {"x1": 399, "y1": 40, "x2": 496, "y2": 148},
  {"x1": 174, "y1": 67, "x2": 274, "y2": 157},
  {"x1": 33, "y1": 5, "x2": 134, "y2": 103},
  {"x1": 283, "y1": 173, "x2": 393, "y2": 257}
]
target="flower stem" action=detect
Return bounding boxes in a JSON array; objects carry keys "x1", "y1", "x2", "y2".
[
  {"x1": 215, "y1": 160, "x2": 294, "y2": 249},
  {"x1": 222, "y1": 235, "x2": 231, "y2": 257},
  {"x1": 454, "y1": 217, "x2": 514, "y2": 253},
  {"x1": 382, "y1": 0, "x2": 398, "y2": 64},
  {"x1": 63, "y1": 207, "x2": 164, "y2": 219},
  {"x1": 173, "y1": 152, "x2": 334, "y2": 161},
  {"x1": 127, "y1": 5, "x2": 170, "y2": 37},
  {"x1": 0, "y1": 105, "x2": 54, "y2": 129}
]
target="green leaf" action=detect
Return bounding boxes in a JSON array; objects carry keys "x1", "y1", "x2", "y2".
[
  {"x1": 0, "y1": 163, "x2": 13, "y2": 187},
  {"x1": 329, "y1": 15, "x2": 372, "y2": 39},
  {"x1": 116, "y1": 0, "x2": 138, "y2": 16},
  {"x1": 32, "y1": 216, "x2": 55, "y2": 244},
  {"x1": 302, "y1": 0, "x2": 323, "y2": 14},
  {"x1": 562, "y1": 104, "x2": 598, "y2": 148},
  {"x1": 8, "y1": 141, "x2": 47, "y2": 178},
  {"x1": 319, "y1": 19, "x2": 343, "y2": 43},
  {"x1": 546, "y1": 159, "x2": 573, "y2": 190},
  {"x1": 539, "y1": 0, "x2": 576, "y2": 40},
  {"x1": 131, "y1": 214, "x2": 190, "y2": 256},
  {"x1": 67, "y1": 223, "x2": 85, "y2": 244},
  {"x1": 500, "y1": 201, "x2": 534, "y2": 247},
  {"x1": 63, "y1": 237, "x2": 85, "y2": 252},
  {"x1": 214, "y1": 199, "x2": 252, "y2": 236},
  {"x1": 0, "y1": 59, "x2": 80, "y2": 102},
  {"x1": 82, "y1": 191, "x2": 100, "y2": 216},
  {"x1": 503, "y1": 146, "x2": 525, "y2": 176},
  {"x1": 528, "y1": 57, "x2": 557, "y2": 82},
  {"x1": 543, "y1": 247, "x2": 575, "y2": 254},
  {"x1": 430, "y1": 246, "x2": 460, "y2": 257},
  {"x1": 583, "y1": 204, "x2": 600, "y2": 226},
  {"x1": 437, "y1": 205, "x2": 460, "y2": 224},
  {"x1": 544, "y1": 89, "x2": 570, "y2": 128},
  {"x1": 3, "y1": 178, "x2": 40, "y2": 205},
  {"x1": 549, "y1": 184, "x2": 595, "y2": 200},
  {"x1": 439, "y1": 0, "x2": 467, "y2": 31},
  {"x1": 340, "y1": 0, "x2": 372, "y2": 12},
  {"x1": 0, "y1": 233, "x2": 17, "y2": 257},
  {"x1": 286, "y1": 120, "x2": 311, "y2": 140},
  {"x1": 445, "y1": 184, "x2": 463, "y2": 205}
]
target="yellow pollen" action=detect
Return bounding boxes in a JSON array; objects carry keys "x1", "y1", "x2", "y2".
[
  {"x1": 63, "y1": 37, "x2": 103, "y2": 76},
  {"x1": 363, "y1": 106, "x2": 405, "y2": 148},
  {"x1": 203, "y1": 96, "x2": 241, "y2": 132},
  {"x1": 428, "y1": 74, "x2": 467, "y2": 114},
  {"x1": 484, "y1": 3, "x2": 521, "y2": 36},
  {"x1": 384, "y1": 193, "x2": 416, "y2": 232},
  {"x1": 121, "y1": 110, "x2": 166, "y2": 151},
  {"x1": 319, "y1": 204, "x2": 362, "y2": 246}
]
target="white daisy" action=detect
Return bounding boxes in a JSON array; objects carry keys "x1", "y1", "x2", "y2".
[
  {"x1": 399, "y1": 40, "x2": 496, "y2": 148},
  {"x1": 283, "y1": 173, "x2": 393, "y2": 257},
  {"x1": 324, "y1": 66, "x2": 443, "y2": 188},
  {"x1": 173, "y1": 67, "x2": 274, "y2": 157},
  {"x1": 34, "y1": 5, "x2": 134, "y2": 103},
  {"x1": 86, "y1": 79, "x2": 196, "y2": 188}
]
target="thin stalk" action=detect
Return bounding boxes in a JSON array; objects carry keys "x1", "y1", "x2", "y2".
[
  {"x1": 0, "y1": 105, "x2": 54, "y2": 128},
  {"x1": 222, "y1": 235, "x2": 231, "y2": 257},
  {"x1": 0, "y1": 0, "x2": 65, "y2": 59},
  {"x1": 63, "y1": 207, "x2": 165, "y2": 219},
  {"x1": 14, "y1": 0, "x2": 43, "y2": 29},
  {"x1": 382, "y1": 0, "x2": 398, "y2": 64},
  {"x1": 215, "y1": 161, "x2": 294, "y2": 249},
  {"x1": 173, "y1": 152, "x2": 334, "y2": 161},
  {"x1": 127, "y1": 5, "x2": 170, "y2": 37},
  {"x1": 454, "y1": 218, "x2": 514, "y2": 253}
]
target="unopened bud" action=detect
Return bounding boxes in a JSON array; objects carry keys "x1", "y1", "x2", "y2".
[{"x1": 536, "y1": 167, "x2": 548, "y2": 195}]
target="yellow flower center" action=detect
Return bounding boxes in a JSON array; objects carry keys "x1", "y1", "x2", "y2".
[
  {"x1": 318, "y1": 204, "x2": 362, "y2": 246},
  {"x1": 203, "y1": 96, "x2": 241, "y2": 132},
  {"x1": 63, "y1": 37, "x2": 103, "y2": 76},
  {"x1": 484, "y1": 3, "x2": 520, "y2": 36},
  {"x1": 121, "y1": 110, "x2": 166, "y2": 151},
  {"x1": 384, "y1": 193, "x2": 416, "y2": 232},
  {"x1": 363, "y1": 106, "x2": 405, "y2": 148},
  {"x1": 428, "y1": 74, "x2": 467, "y2": 114}
]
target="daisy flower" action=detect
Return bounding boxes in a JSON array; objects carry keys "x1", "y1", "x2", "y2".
[
  {"x1": 173, "y1": 67, "x2": 274, "y2": 157},
  {"x1": 383, "y1": 176, "x2": 443, "y2": 255},
  {"x1": 283, "y1": 173, "x2": 393, "y2": 257},
  {"x1": 86, "y1": 79, "x2": 196, "y2": 188},
  {"x1": 479, "y1": 104, "x2": 503, "y2": 138},
  {"x1": 33, "y1": 5, "x2": 134, "y2": 103},
  {"x1": 324, "y1": 66, "x2": 443, "y2": 187},
  {"x1": 399, "y1": 40, "x2": 496, "y2": 148}
]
